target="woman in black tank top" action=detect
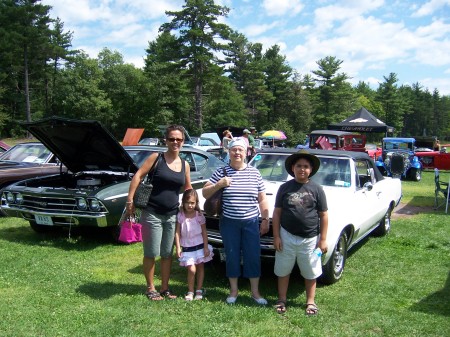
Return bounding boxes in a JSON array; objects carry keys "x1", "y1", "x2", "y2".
[{"x1": 126, "y1": 125, "x2": 192, "y2": 300}]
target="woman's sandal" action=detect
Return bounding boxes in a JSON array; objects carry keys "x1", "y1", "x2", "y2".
[
  {"x1": 160, "y1": 289, "x2": 177, "y2": 299},
  {"x1": 275, "y1": 300, "x2": 287, "y2": 314},
  {"x1": 194, "y1": 289, "x2": 204, "y2": 300},
  {"x1": 145, "y1": 290, "x2": 163, "y2": 301},
  {"x1": 305, "y1": 303, "x2": 319, "y2": 316},
  {"x1": 185, "y1": 292, "x2": 194, "y2": 301}
]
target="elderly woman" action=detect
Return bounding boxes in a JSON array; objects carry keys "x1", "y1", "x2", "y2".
[{"x1": 202, "y1": 138, "x2": 270, "y2": 305}]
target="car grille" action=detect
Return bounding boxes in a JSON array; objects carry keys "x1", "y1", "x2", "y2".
[
  {"x1": 390, "y1": 154, "x2": 405, "y2": 175},
  {"x1": 17, "y1": 194, "x2": 107, "y2": 214}
]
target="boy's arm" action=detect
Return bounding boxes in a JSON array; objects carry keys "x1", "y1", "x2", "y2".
[{"x1": 318, "y1": 211, "x2": 328, "y2": 253}]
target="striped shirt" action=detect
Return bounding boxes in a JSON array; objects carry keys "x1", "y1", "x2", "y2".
[{"x1": 209, "y1": 164, "x2": 265, "y2": 219}]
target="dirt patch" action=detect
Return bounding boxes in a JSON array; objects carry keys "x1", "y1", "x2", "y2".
[{"x1": 392, "y1": 203, "x2": 435, "y2": 219}]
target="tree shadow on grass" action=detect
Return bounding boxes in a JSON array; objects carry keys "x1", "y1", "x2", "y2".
[
  {"x1": 410, "y1": 271, "x2": 450, "y2": 317},
  {"x1": 0, "y1": 224, "x2": 119, "y2": 251},
  {"x1": 76, "y1": 282, "x2": 144, "y2": 299}
]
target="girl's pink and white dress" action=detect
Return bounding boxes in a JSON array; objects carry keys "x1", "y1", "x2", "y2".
[{"x1": 177, "y1": 211, "x2": 214, "y2": 266}]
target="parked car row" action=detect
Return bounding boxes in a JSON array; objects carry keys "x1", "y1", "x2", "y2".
[
  {"x1": 0, "y1": 117, "x2": 223, "y2": 233},
  {"x1": 1, "y1": 118, "x2": 403, "y2": 286}
]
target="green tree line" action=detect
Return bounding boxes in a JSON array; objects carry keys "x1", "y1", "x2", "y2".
[{"x1": 1, "y1": 0, "x2": 449, "y2": 145}]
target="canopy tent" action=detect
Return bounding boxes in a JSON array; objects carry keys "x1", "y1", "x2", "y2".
[{"x1": 328, "y1": 107, "x2": 394, "y2": 133}]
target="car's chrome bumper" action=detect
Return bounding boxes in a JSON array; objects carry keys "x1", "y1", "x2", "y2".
[{"x1": 1, "y1": 205, "x2": 109, "y2": 227}]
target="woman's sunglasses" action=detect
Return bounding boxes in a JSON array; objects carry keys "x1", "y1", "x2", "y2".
[{"x1": 167, "y1": 137, "x2": 184, "y2": 143}]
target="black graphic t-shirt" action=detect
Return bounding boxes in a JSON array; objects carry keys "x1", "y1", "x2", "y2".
[{"x1": 274, "y1": 179, "x2": 328, "y2": 238}]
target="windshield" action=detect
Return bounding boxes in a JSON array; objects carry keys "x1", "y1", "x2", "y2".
[
  {"x1": 251, "y1": 153, "x2": 352, "y2": 187},
  {"x1": 384, "y1": 142, "x2": 413, "y2": 151},
  {"x1": 0, "y1": 143, "x2": 51, "y2": 163}
]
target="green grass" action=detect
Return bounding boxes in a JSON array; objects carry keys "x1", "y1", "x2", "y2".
[
  {"x1": 0, "y1": 171, "x2": 449, "y2": 336},
  {"x1": 401, "y1": 169, "x2": 449, "y2": 207}
]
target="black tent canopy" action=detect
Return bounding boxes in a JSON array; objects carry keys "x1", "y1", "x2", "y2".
[{"x1": 328, "y1": 107, "x2": 394, "y2": 133}]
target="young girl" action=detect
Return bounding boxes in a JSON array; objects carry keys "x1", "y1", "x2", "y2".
[{"x1": 175, "y1": 189, "x2": 214, "y2": 301}]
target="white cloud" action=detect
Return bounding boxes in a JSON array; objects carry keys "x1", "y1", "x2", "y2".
[
  {"x1": 411, "y1": 0, "x2": 450, "y2": 17},
  {"x1": 262, "y1": 0, "x2": 304, "y2": 17},
  {"x1": 241, "y1": 21, "x2": 281, "y2": 37}
]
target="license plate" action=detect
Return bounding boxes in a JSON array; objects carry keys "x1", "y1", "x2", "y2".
[{"x1": 35, "y1": 215, "x2": 53, "y2": 226}]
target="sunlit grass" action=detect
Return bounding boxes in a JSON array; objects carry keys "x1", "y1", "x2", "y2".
[{"x1": 0, "y1": 170, "x2": 449, "y2": 336}]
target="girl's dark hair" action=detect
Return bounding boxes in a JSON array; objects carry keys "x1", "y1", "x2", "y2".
[
  {"x1": 181, "y1": 189, "x2": 201, "y2": 212},
  {"x1": 165, "y1": 125, "x2": 185, "y2": 140}
]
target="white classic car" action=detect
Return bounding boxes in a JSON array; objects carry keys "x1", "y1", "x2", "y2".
[{"x1": 202, "y1": 148, "x2": 402, "y2": 284}]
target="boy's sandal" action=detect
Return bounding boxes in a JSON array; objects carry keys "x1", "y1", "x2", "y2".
[
  {"x1": 145, "y1": 290, "x2": 163, "y2": 301},
  {"x1": 185, "y1": 292, "x2": 194, "y2": 301},
  {"x1": 194, "y1": 289, "x2": 204, "y2": 300},
  {"x1": 160, "y1": 289, "x2": 177, "y2": 299},
  {"x1": 275, "y1": 300, "x2": 287, "y2": 314},
  {"x1": 305, "y1": 303, "x2": 319, "y2": 316}
]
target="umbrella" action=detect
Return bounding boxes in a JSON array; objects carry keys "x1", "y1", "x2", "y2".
[{"x1": 261, "y1": 130, "x2": 287, "y2": 140}]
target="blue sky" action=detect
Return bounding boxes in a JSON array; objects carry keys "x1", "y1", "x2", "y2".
[{"x1": 43, "y1": 0, "x2": 450, "y2": 95}]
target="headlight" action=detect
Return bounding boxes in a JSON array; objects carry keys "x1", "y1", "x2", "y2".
[
  {"x1": 15, "y1": 193, "x2": 24, "y2": 204},
  {"x1": 89, "y1": 199, "x2": 100, "y2": 211},
  {"x1": 77, "y1": 198, "x2": 88, "y2": 210},
  {"x1": 6, "y1": 192, "x2": 15, "y2": 203}
]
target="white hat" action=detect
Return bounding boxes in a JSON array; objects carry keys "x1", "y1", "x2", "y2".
[
  {"x1": 243, "y1": 129, "x2": 250, "y2": 134},
  {"x1": 228, "y1": 138, "x2": 247, "y2": 151}
]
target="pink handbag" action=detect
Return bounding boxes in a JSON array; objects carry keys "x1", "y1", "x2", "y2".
[{"x1": 118, "y1": 217, "x2": 142, "y2": 244}]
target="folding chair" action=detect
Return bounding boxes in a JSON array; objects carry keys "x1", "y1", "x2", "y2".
[{"x1": 434, "y1": 168, "x2": 450, "y2": 213}]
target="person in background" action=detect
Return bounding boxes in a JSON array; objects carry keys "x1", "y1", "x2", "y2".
[
  {"x1": 222, "y1": 130, "x2": 233, "y2": 162},
  {"x1": 202, "y1": 138, "x2": 270, "y2": 305},
  {"x1": 272, "y1": 150, "x2": 328, "y2": 315},
  {"x1": 241, "y1": 129, "x2": 252, "y2": 162},
  {"x1": 126, "y1": 125, "x2": 192, "y2": 301},
  {"x1": 175, "y1": 189, "x2": 214, "y2": 301},
  {"x1": 249, "y1": 127, "x2": 257, "y2": 158}
]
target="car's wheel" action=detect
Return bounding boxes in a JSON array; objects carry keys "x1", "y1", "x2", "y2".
[
  {"x1": 29, "y1": 221, "x2": 54, "y2": 233},
  {"x1": 409, "y1": 168, "x2": 421, "y2": 181},
  {"x1": 319, "y1": 231, "x2": 348, "y2": 285},
  {"x1": 373, "y1": 207, "x2": 392, "y2": 237}
]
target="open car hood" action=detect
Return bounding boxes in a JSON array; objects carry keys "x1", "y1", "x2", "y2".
[{"x1": 21, "y1": 117, "x2": 138, "y2": 174}]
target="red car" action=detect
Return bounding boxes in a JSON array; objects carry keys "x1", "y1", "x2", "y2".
[
  {"x1": 0, "y1": 140, "x2": 10, "y2": 153},
  {"x1": 415, "y1": 149, "x2": 450, "y2": 170},
  {"x1": 365, "y1": 143, "x2": 382, "y2": 161},
  {"x1": 309, "y1": 130, "x2": 366, "y2": 152}
]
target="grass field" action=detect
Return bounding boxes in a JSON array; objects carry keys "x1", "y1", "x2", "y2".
[{"x1": 0, "y1": 171, "x2": 449, "y2": 337}]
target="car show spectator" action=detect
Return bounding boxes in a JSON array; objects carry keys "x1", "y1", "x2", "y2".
[
  {"x1": 241, "y1": 129, "x2": 252, "y2": 162},
  {"x1": 202, "y1": 138, "x2": 270, "y2": 305},
  {"x1": 272, "y1": 150, "x2": 328, "y2": 315},
  {"x1": 126, "y1": 125, "x2": 192, "y2": 301},
  {"x1": 222, "y1": 129, "x2": 233, "y2": 162}
]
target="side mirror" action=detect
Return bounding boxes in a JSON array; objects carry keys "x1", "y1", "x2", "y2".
[{"x1": 363, "y1": 182, "x2": 373, "y2": 191}]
